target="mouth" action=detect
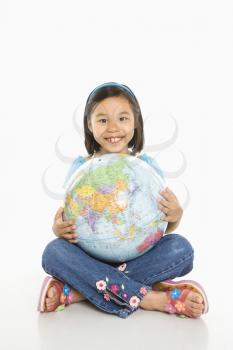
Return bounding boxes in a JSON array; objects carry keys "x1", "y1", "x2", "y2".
[{"x1": 104, "y1": 137, "x2": 124, "y2": 144}]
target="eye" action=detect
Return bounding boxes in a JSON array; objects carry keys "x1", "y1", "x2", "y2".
[
  {"x1": 98, "y1": 119, "x2": 107, "y2": 123},
  {"x1": 98, "y1": 117, "x2": 128, "y2": 123}
]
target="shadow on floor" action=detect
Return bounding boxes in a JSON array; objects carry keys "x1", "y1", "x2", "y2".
[{"x1": 37, "y1": 300, "x2": 209, "y2": 350}]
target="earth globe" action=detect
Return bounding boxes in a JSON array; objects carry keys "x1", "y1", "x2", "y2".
[{"x1": 63, "y1": 153, "x2": 168, "y2": 263}]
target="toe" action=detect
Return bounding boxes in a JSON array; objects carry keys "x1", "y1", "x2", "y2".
[
  {"x1": 45, "y1": 286, "x2": 59, "y2": 311},
  {"x1": 191, "y1": 306, "x2": 203, "y2": 317},
  {"x1": 190, "y1": 291, "x2": 203, "y2": 304},
  {"x1": 47, "y1": 286, "x2": 57, "y2": 298},
  {"x1": 190, "y1": 301, "x2": 204, "y2": 316},
  {"x1": 192, "y1": 302, "x2": 203, "y2": 311},
  {"x1": 45, "y1": 298, "x2": 53, "y2": 311},
  {"x1": 185, "y1": 297, "x2": 204, "y2": 317},
  {"x1": 192, "y1": 310, "x2": 202, "y2": 318}
]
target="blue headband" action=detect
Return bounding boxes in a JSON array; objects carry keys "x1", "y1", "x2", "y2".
[{"x1": 87, "y1": 82, "x2": 136, "y2": 101}]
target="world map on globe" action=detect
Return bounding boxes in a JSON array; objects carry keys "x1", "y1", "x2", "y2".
[{"x1": 63, "y1": 153, "x2": 168, "y2": 262}]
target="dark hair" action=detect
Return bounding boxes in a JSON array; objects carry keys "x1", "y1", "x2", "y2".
[{"x1": 83, "y1": 82, "x2": 144, "y2": 156}]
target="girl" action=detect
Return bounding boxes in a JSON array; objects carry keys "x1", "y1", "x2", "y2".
[{"x1": 38, "y1": 82, "x2": 209, "y2": 319}]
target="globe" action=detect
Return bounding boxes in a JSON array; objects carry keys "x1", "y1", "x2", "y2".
[{"x1": 63, "y1": 153, "x2": 168, "y2": 263}]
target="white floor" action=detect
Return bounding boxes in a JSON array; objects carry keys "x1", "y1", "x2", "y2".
[{"x1": 1, "y1": 255, "x2": 232, "y2": 350}]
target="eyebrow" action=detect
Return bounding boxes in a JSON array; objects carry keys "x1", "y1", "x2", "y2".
[{"x1": 95, "y1": 111, "x2": 131, "y2": 118}]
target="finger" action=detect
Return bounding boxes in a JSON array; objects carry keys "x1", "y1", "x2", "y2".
[
  {"x1": 161, "y1": 216, "x2": 178, "y2": 222},
  {"x1": 60, "y1": 220, "x2": 76, "y2": 229},
  {"x1": 166, "y1": 187, "x2": 178, "y2": 200},
  {"x1": 166, "y1": 188, "x2": 178, "y2": 200},
  {"x1": 55, "y1": 224, "x2": 72, "y2": 234},
  {"x1": 63, "y1": 232, "x2": 78, "y2": 239},
  {"x1": 55, "y1": 207, "x2": 64, "y2": 219},
  {"x1": 160, "y1": 215, "x2": 172, "y2": 222},
  {"x1": 158, "y1": 204, "x2": 169, "y2": 214},
  {"x1": 67, "y1": 234, "x2": 79, "y2": 243},
  {"x1": 159, "y1": 190, "x2": 172, "y2": 201},
  {"x1": 161, "y1": 187, "x2": 176, "y2": 198},
  {"x1": 165, "y1": 187, "x2": 173, "y2": 194},
  {"x1": 69, "y1": 239, "x2": 79, "y2": 244},
  {"x1": 62, "y1": 225, "x2": 77, "y2": 234},
  {"x1": 157, "y1": 198, "x2": 170, "y2": 208}
]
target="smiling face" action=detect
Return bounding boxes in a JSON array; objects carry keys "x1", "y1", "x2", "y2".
[{"x1": 87, "y1": 96, "x2": 135, "y2": 156}]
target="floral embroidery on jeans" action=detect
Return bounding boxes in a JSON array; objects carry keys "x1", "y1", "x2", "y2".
[
  {"x1": 121, "y1": 291, "x2": 128, "y2": 300},
  {"x1": 117, "y1": 263, "x2": 129, "y2": 274},
  {"x1": 103, "y1": 293, "x2": 110, "y2": 301},
  {"x1": 95, "y1": 276, "x2": 150, "y2": 310},
  {"x1": 129, "y1": 296, "x2": 141, "y2": 309},
  {"x1": 110, "y1": 284, "x2": 119, "y2": 293},
  {"x1": 118, "y1": 263, "x2": 127, "y2": 271},
  {"x1": 140, "y1": 287, "x2": 148, "y2": 295},
  {"x1": 96, "y1": 280, "x2": 107, "y2": 291}
]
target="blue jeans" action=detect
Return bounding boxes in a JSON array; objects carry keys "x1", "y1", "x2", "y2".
[{"x1": 41, "y1": 233, "x2": 194, "y2": 319}]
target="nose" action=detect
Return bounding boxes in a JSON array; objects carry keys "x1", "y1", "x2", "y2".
[{"x1": 107, "y1": 120, "x2": 119, "y2": 132}]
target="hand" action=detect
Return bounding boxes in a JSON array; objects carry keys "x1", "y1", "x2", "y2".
[
  {"x1": 157, "y1": 187, "x2": 183, "y2": 223},
  {"x1": 52, "y1": 207, "x2": 79, "y2": 244}
]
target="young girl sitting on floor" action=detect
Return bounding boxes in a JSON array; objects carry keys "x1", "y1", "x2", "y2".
[{"x1": 38, "y1": 82, "x2": 209, "y2": 319}]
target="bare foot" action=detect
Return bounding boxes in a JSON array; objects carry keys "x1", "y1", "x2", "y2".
[
  {"x1": 139, "y1": 290, "x2": 204, "y2": 318},
  {"x1": 45, "y1": 286, "x2": 86, "y2": 312}
]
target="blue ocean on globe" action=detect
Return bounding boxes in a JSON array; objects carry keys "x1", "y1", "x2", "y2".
[{"x1": 63, "y1": 153, "x2": 168, "y2": 262}]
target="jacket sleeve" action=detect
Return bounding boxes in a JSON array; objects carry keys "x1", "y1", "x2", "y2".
[
  {"x1": 139, "y1": 153, "x2": 165, "y2": 180},
  {"x1": 63, "y1": 156, "x2": 86, "y2": 188}
]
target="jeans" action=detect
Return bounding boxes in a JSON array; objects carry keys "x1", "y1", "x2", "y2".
[{"x1": 41, "y1": 233, "x2": 194, "y2": 319}]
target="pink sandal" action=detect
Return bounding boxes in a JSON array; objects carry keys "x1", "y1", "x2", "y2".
[
  {"x1": 37, "y1": 276, "x2": 73, "y2": 313},
  {"x1": 152, "y1": 279, "x2": 209, "y2": 318}
]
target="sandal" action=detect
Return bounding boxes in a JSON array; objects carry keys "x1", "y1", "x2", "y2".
[
  {"x1": 152, "y1": 279, "x2": 209, "y2": 318},
  {"x1": 37, "y1": 276, "x2": 73, "y2": 313}
]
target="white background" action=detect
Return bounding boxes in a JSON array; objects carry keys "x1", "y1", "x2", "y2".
[{"x1": 0, "y1": 1, "x2": 233, "y2": 349}]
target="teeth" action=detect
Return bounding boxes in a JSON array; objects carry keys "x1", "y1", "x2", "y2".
[{"x1": 106, "y1": 137, "x2": 122, "y2": 143}]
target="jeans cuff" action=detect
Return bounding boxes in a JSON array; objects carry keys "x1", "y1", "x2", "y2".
[{"x1": 96, "y1": 276, "x2": 152, "y2": 312}]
